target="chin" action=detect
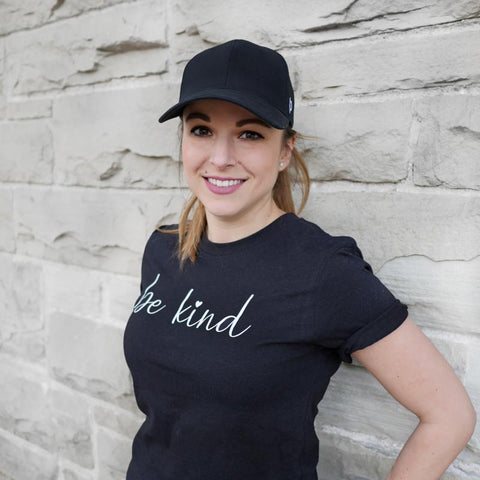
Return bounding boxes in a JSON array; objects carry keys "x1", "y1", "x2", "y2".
[{"x1": 205, "y1": 207, "x2": 244, "y2": 220}]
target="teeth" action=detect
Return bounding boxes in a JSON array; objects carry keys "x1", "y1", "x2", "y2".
[{"x1": 208, "y1": 178, "x2": 243, "y2": 187}]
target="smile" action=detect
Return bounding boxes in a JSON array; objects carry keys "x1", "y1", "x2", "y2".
[
  {"x1": 207, "y1": 178, "x2": 244, "y2": 187},
  {"x1": 203, "y1": 176, "x2": 246, "y2": 195}
]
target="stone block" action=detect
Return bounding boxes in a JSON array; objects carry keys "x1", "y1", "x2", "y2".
[
  {"x1": 295, "y1": 98, "x2": 412, "y2": 182},
  {"x1": 303, "y1": 191, "x2": 480, "y2": 272},
  {"x1": 379, "y1": 256, "x2": 480, "y2": 335},
  {"x1": 0, "y1": 38, "x2": 4, "y2": 120},
  {"x1": 0, "y1": 361, "x2": 52, "y2": 451},
  {"x1": 0, "y1": 97, "x2": 4, "y2": 122},
  {"x1": 0, "y1": 0, "x2": 128, "y2": 35},
  {"x1": 5, "y1": 0, "x2": 168, "y2": 95},
  {"x1": 465, "y1": 343, "x2": 480, "y2": 398},
  {"x1": 47, "y1": 312, "x2": 134, "y2": 406},
  {"x1": 0, "y1": 0, "x2": 56, "y2": 34},
  {"x1": 51, "y1": 83, "x2": 183, "y2": 189},
  {"x1": 173, "y1": 0, "x2": 480, "y2": 48},
  {"x1": 61, "y1": 467, "x2": 95, "y2": 480},
  {"x1": 96, "y1": 427, "x2": 131, "y2": 480},
  {"x1": 297, "y1": 27, "x2": 480, "y2": 99},
  {"x1": 317, "y1": 427, "x2": 396, "y2": 480},
  {"x1": 44, "y1": 262, "x2": 103, "y2": 320},
  {"x1": 50, "y1": 386, "x2": 94, "y2": 468},
  {"x1": 413, "y1": 94, "x2": 480, "y2": 190},
  {"x1": 15, "y1": 186, "x2": 185, "y2": 275},
  {"x1": 6, "y1": 98, "x2": 52, "y2": 120},
  {"x1": 0, "y1": 255, "x2": 45, "y2": 362},
  {"x1": 0, "y1": 188, "x2": 14, "y2": 252},
  {"x1": 103, "y1": 274, "x2": 141, "y2": 327},
  {"x1": 0, "y1": 120, "x2": 53, "y2": 184},
  {"x1": 0, "y1": 430, "x2": 57, "y2": 480},
  {"x1": 93, "y1": 403, "x2": 143, "y2": 439},
  {"x1": 0, "y1": 372, "x2": 92, "y2": 467},
  {"x1": 317, "y1": 364, "x2": 418, "y2": 443}
]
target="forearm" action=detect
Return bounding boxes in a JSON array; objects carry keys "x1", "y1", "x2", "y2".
[{"x1": 386, "y1": 417, "x2": 476, "y2": 480}]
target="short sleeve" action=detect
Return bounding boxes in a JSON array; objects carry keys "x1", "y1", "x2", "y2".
[{"x1": 314, "y1": 238, "x2": 408, "y2": 363}]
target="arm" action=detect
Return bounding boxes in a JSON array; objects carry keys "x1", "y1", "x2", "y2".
[{"x1": 352, "y1": 317, "x2": 477, "y2": 480}]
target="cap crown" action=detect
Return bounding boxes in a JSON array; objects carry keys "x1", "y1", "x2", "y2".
[{"x1": 159, "y1": 39, "x2": 294, "y2": 128}]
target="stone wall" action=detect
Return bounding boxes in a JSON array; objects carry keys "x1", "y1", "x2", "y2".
[{"x1": 0, "y1": 1, "x2": 479, "y2": 479}]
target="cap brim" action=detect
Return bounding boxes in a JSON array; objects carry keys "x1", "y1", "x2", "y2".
[{"x1": 158, "y1": 88, "x2": 290, "y2": 129}]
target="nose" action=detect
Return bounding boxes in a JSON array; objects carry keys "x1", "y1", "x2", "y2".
[{"x1": 209, "y1": 136, "x2": 236, "y2": 169}]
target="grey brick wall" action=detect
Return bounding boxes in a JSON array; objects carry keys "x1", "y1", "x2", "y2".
[{"x1": 0, "y1": 1, "x2": 479, "y2": 479}]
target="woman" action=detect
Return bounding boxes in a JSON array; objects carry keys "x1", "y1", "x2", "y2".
[{"x1": 123, "y1": 39, "x2": 476, "y2": 479}]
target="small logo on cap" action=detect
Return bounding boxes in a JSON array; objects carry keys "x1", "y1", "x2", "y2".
[{"x1": 289, "y1": 97, "x2": 293, "y2": 114}]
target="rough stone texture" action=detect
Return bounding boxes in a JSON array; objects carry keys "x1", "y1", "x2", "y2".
[
  {"x1": 0, "y1": 120, "x2": 53, "y2": 184},
  {"x1": 103, "y1": 274, "x2": 141, "y2": 326},
  {"x1": 317, "y1": 364, "x2": 418, "y2": 443},
  {"x1": 0, "y1": 367, "x2": 93, "y2": 466},
  {"x1": 47, "y1": 312, "x2": 134, "y2": 406},
  {"x1": 303, "y1": 191, "x2": 480, "y2": 271},
  {"x1": 4, "y1": 0, "x2": 168, "y2": 95},
  {"x1": 0, "y1": 188, "x2": 15, "y2": 253},
  {"x1": 0, "y1": 38, "x2": 5, "y2": 120},
  {"x1": 6, "y1": 98, "x2": 52, "y2": 120},
  {"x1": 317, "y1": 427, "x2": 397, "y2": 480},
  {"x1": 0, "y1": 430, "x2": 57, "y2": 480},
  {"x1": 0, "y1": 0, "x2": 58, "y2": 35},
  {"x1": 295, "y1": 98, "x2": 412, "y2": 182},
  {"x1": 96, "y1": 428, "x2": 131, "y2": 480},
  {"x1": 44, "y1": 262, "x2": 103, "y2": 320},
  {"x1": 52, "y1": 84, "x2": 183, "y2": 189},
  {"x1": 93, "y1": 404, "x2": 143, "y2": 444},
  {"x1": 297, "y1": 27, "x2": 480, "y2": 99},
  {"x1": 0, "y1": 360, "x2": 52, "y2": 450},
  {"x1": 50, "y1": 387, "x2": 94, "y2": 468},
  {"x1": 466, "y1": 343, "x2": 480, "y2": 395},
  {"x1": 0, "y1": 255, "x2": 45, "y2": 362},
  {"x1": 378, "y1": 255, "x2": 480, "y2": 335},
  {"x1": 15, "y1": 187, "x2": 185, "y2": 275},
  {"x1": 465, "y1": 342, "x2": 480, "y2": 457},
  {"x1": 61, "y1": 468, "x2": 95, "y2": 480},
  {"x1": 174, "y1": 0, "x2": 480, "y2": 48},
  {"x1": 0, "y1": 0, "x2": 128, "y2": 35},
  {"x1": 413, "y1": 93, "x2": 480, "y2": 190}
]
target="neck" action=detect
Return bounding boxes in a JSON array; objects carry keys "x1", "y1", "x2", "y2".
[{"x1": 205, "y1": 201, "x2": 286, "y2": 243}]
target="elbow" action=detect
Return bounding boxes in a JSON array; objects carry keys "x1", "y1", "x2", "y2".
[
  {"x1": 463, "y1": 401, "x2": 477, "y2": 442},
  {"x1": 420, "y1": 396, "x2": 477, "y2": 446},
  {"x1": 442, "y1": 398, "x2": 477, "y2": 446}
]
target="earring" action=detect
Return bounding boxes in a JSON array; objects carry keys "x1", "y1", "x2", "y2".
[{"x1": 279, "y1": 162, "x2": 284, "y2": 168}]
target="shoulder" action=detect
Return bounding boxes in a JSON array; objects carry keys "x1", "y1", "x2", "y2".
[
  {"x1": 143, "y1": 224, "x2": 179, "y2": 258},
  {"x1": 281, "y1": 214, "x2": 360, "y2": 259}
]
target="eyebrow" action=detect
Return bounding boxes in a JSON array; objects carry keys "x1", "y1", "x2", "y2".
[{"x1": 184, "y1": 111, "x2": 271, "y2": 129}]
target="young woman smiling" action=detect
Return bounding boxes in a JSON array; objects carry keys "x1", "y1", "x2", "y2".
[
  {"x1": 123, "y1": 39, "x2": 476, "y2": 480},
  {"x1": 181, "y1": 99, "x2": 295, "y2": 243}
]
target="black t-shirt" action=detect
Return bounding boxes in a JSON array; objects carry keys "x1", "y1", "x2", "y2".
[{"x1": 123, "y1": 213, "x2": 408, "y2": 480}]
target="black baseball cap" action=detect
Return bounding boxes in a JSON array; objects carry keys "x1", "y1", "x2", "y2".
[{"x1": 158, "y1": 39, "x2": 294, "y2": 129}]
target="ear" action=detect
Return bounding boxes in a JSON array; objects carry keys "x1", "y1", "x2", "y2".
[{"x1": 279, "y1": 134, "x2": 295, "y2": 171}]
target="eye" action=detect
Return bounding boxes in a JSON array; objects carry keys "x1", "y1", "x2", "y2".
[
  {"x1": 239, "y1": 130, "x2": 264, "y2": 140},
  {"x1": 190, "y1": 126, "x2": 212, "y2": 137}
]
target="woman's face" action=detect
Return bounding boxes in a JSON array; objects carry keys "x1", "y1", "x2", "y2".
[{"x1": 181, "y1": 99, "x2": 293, "y2": 229}]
